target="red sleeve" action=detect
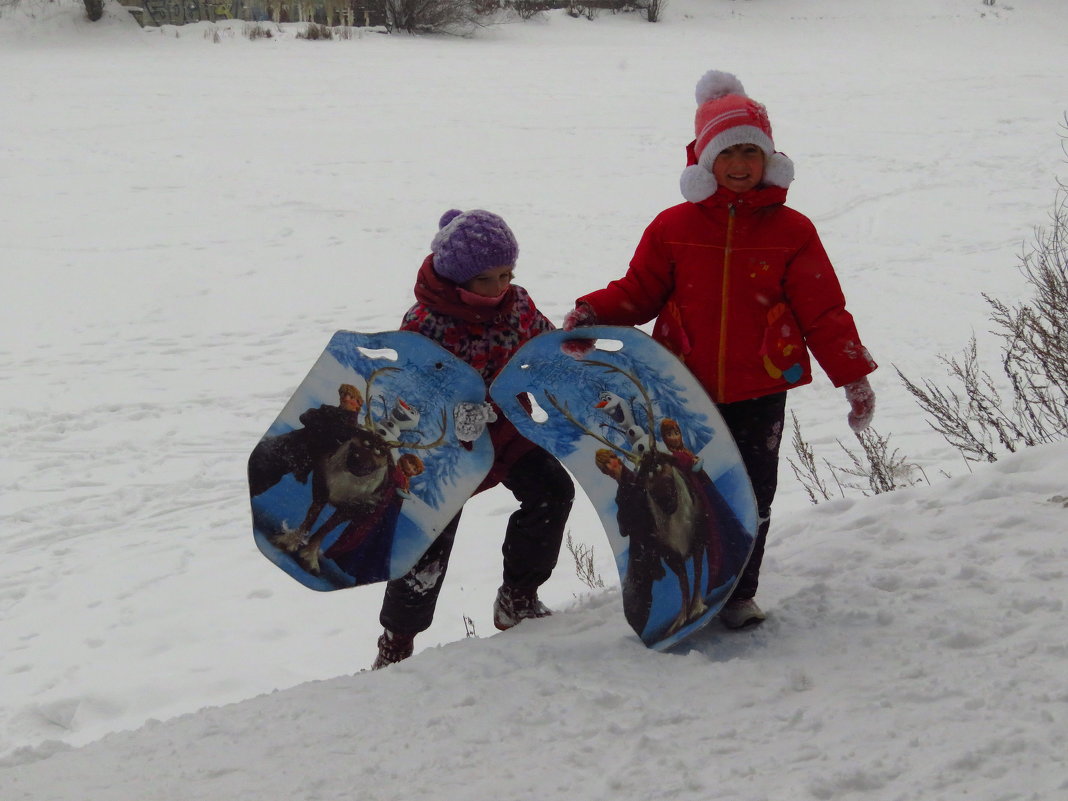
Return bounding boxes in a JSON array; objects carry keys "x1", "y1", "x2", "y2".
[
  {"x1": 784, "y1": 225, "x2": 877, "y2": 387},
  {"x1": 577, "y1": 216, "x2": 674, "y2": 325}
]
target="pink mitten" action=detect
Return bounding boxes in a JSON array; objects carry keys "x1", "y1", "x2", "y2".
[
  {"x1": 844, "y1": 377, "x2": 876, "y2": 433},
  {"x1": 561, "y1": 303, "x2": 597, "y2": 357},
  {"x1": 562, "y1": 303, "x2": 597, "y2": 331}
]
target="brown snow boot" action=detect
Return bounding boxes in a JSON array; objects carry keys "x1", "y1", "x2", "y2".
[{"x1": 371, "y1": 629, "x2": 415, "y2": 670}]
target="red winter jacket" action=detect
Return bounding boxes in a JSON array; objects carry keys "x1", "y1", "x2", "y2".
[{"x1": 578, "y1": 186, "x2": 877, "y2": 404}]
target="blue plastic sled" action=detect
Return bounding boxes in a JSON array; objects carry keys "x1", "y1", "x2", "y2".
[
  {"x1": 248, "y1": 331, "x2": 493, "y2": 591},
  {"x1": 491, "y1": 326, "x2": 758, "y2": 650}
]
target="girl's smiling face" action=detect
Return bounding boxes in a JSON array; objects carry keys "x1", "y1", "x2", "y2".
[
  {"x1": 712, "y1": 143, "x2": 766, "y2": 194},
  {"x1": 462, "y1": 265, "x2": 515, "y2": 298}
]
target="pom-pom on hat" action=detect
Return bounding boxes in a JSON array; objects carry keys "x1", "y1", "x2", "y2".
[
  {"x1": 430, "y1": 209, "x2": 519, "y2": 285},
  {"x1": 680, "y1": 70, "x2": 795, "y2": 203}
]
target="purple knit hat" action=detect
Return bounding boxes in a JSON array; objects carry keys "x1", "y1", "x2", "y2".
[{"x1": 430, "y1": 209, "x2": 519, "y2": 284}]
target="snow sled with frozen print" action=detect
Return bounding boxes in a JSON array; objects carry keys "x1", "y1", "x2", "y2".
[
  {"x1": 491, "y1": 326, "x2": 758, "y2": 651},
  {"x1": 248, "y1": 330, "x2": 493, "y2": 591}
]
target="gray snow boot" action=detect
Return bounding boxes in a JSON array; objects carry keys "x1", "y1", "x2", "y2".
[
  {"x1": 493, "y1": 584, "x2": 552, "y2": 631},
  {"x1": 719, "y1": 597, "x2": 766, "y2": 630}
]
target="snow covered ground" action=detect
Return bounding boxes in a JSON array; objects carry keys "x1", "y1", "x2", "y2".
[{"x1": 2, "y1": 0, "x2": 1067, "y2": 798}]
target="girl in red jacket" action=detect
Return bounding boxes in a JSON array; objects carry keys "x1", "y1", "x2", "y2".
[
  {"x1": 564, "y1": 70, "x2": 878, "y2": 630},
  {"x1": 373, "y1": 209, "x2": 574, "y2": 669}
]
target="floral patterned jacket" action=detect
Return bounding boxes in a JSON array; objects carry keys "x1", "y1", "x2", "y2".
[{"x1": 400, "y1": 255, "x2": 555, "y2": 491}]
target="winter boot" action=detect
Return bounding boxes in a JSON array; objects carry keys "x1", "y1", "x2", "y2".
[
  {"x1": 371, "y1": 629, "x2": 415, "y2": 670},
  {"x1": 493, "y1": 584, "x2": 552, "y2": 631},
  {"x1": 719, "y1": 597, "x2": 766, "y2": 629}
]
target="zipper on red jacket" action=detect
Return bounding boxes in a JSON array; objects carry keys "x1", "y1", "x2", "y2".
[{"x1": 717, "y1": 204, "x2": 736, "y2": 402}]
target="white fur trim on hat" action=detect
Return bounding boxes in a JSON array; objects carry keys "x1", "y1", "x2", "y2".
[
  {"x1": 763, "y1": 151, "x2": 795, "y2": 189},
  {"x1": 680, "y1": 164, "x2": 718, "y2": 203},
  {"x1": 695, "y1": 70, "x2": 746, "y2": 105}
]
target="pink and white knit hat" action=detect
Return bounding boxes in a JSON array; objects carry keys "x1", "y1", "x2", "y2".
[{"x1": 679, "y1": 70, "x2": 795, "y2": 203}]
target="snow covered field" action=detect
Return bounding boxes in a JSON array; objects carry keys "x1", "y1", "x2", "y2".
[{"x1": 2, "y1": 0, "x2": 1067, "y2": 798}]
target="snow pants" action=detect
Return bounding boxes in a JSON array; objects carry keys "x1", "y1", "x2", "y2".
[
  {"x1": 717, "y1": 391, "x2": 787, "y2": 601},
  {"x1": 379, "y1": 446, "x2": 574, "y2": 636}
]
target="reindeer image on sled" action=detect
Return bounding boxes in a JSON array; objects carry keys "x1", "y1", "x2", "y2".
[
  {"x1": 491, "y1": 326, "x2": 759, "y2": 651},
  {"x1": 248, "y1": 331, "x2": 493, "y2": 592}
]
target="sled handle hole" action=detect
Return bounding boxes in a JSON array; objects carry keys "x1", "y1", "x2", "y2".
[
  {"x1": 593, "y1": 338, "x2": 624, "y2": 352},
  {"x1": 357, "y1": 346, "x2": 399, "y2": 361},
  {"x1": 517, "y1": 392, "x2": 549, "y2": 424}
]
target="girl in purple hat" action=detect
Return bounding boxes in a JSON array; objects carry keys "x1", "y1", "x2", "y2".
[{"x1": 372, "y1": 209, "x2": 574, "y2": 670}]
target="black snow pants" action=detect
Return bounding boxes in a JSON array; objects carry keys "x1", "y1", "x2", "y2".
[
  {"x1": 379, "y1": 446, "x2": 574, "y2": 636},
  {"x1": 717, "y1": 392, "x2": 787, "y2": 601}
]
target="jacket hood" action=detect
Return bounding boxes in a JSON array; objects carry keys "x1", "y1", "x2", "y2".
[{"x1": 413, "y1": 255, "x2": 518, "y2": 324}]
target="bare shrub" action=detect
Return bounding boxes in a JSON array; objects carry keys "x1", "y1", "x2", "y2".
[
  {"x1": 897, "y1": 340, "x2": 1006, "y2": 464},
  {"x1": 986, "y1": 191, "x2": 1068, "y2": 431},
  {"x1": 566, "y1": 1, "x2": 596, "y2": 19},
  {"x1": 567, "y1": 532, "x2": 605, "y2": 590},
  {"x1": 787, "y1": 411, "x2": 834, "y2": 504},
  {"x1": 833, "y1": 429, "x2": 929, "y2": 497},
  {"x1": 567, "y1": 1, "x2": 636, "y2": 20},
  {"x1": 509, "y1": 0, "x2": 553, "y2": 18},
  {"x1": 298, "y1": 22, "x2": 335, "y2": 39},
  {"x1": 639, "y1": 0, "x2": 665, "y2": 22},
  {"x1": 788, "y1": 413, "x2": 927, "y2": 504},
  {"x1": 899, "y1": 144, "x2": 1068, "y2": 463},
  {"x1": 383, "y1": 0, "x2": 479, "y2": 33},
  {"x1": 498, "y1": 0, "x2": 648, "y2": 21},
  {"x1": 244, "y1": 22, "x2": 274, "y2": 39}
]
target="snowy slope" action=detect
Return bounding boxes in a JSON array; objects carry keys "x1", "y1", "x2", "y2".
[
  {"x1": 4, "y1": 444, "x2": 1067, "y2": 800},
  {"x1": 2, "y1": 0, "x2": 1068, "y2": 798}
]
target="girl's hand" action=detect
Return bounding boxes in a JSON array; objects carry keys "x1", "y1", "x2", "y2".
[
  {"x1": 562, "y1": 303, "x2": 597, "y2": 331},
  {"x1": 561, "y1": 303, "x2": 597, "y2": 357},
  {"x1": 844, "y1": 377, "x2": 875, "y2": 433}
]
